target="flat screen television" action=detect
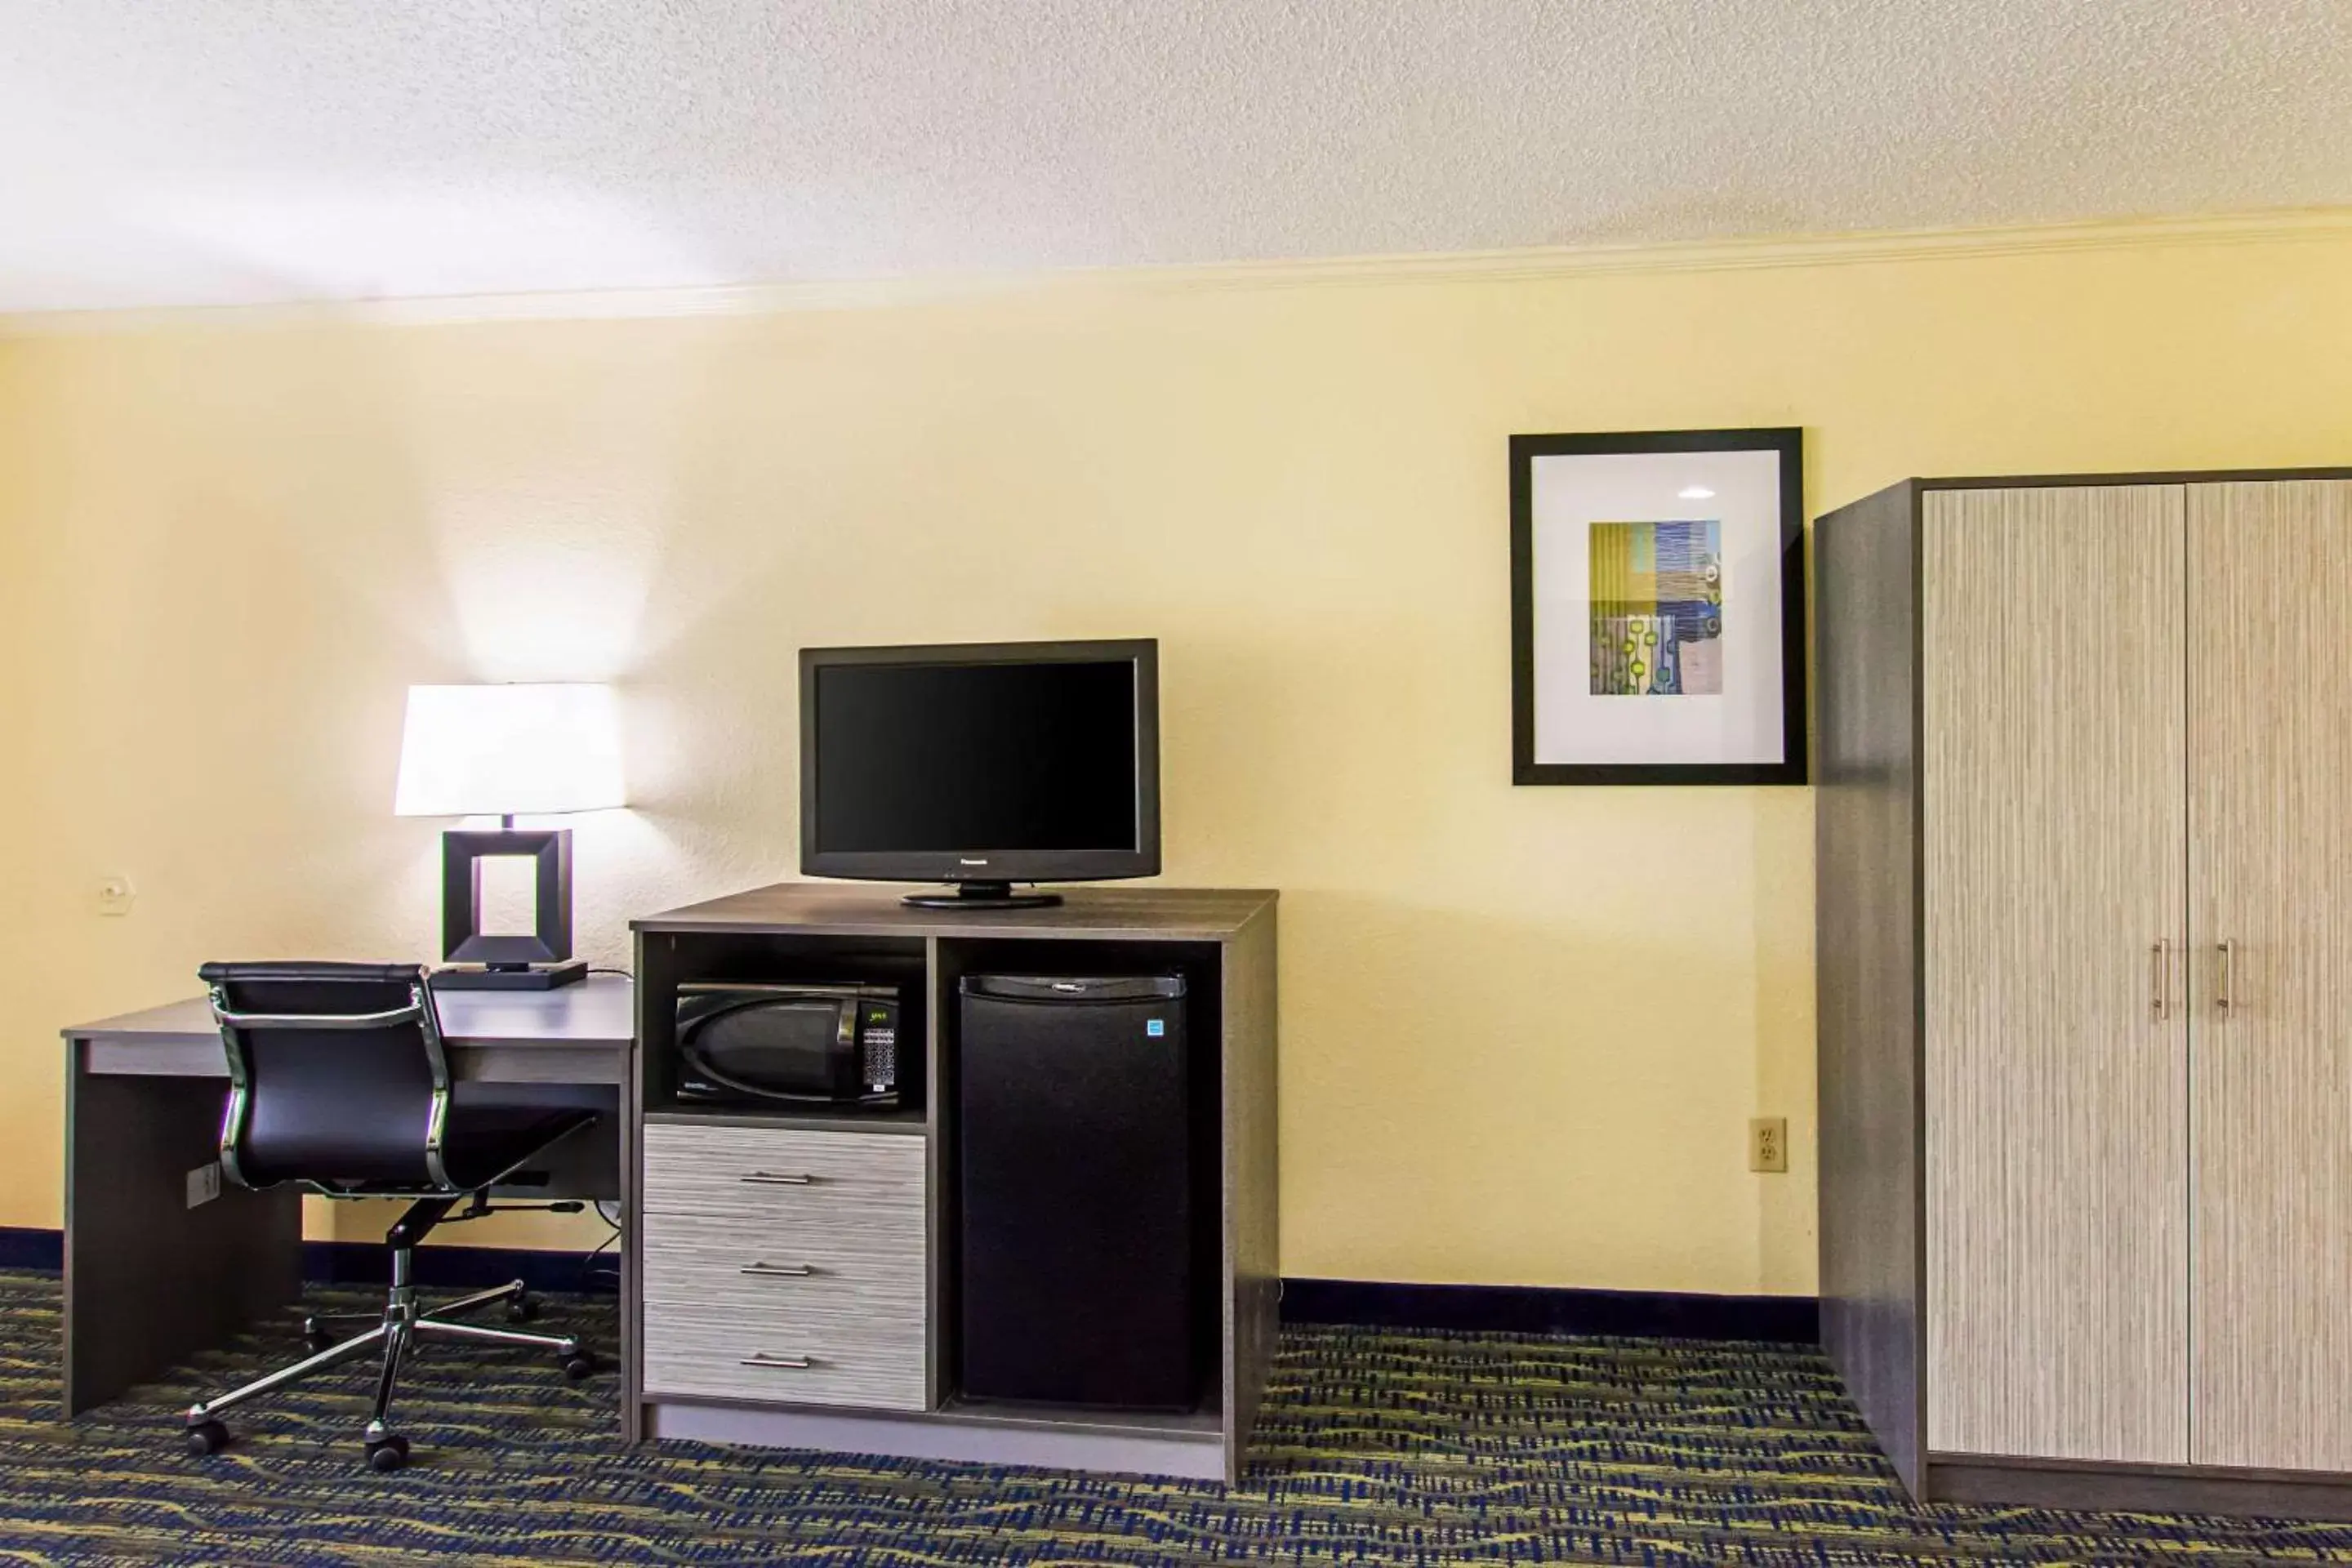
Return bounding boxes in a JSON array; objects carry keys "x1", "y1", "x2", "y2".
[{"x1": 799, "y1": 639, "x2": 1160, "y2": 908}]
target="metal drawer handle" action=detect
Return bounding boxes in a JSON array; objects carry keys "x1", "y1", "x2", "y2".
[
  {"x1": 740, "y1": 1262, "x2": 818, "y2": 1278},
  {"x1": 2149, "y1": 938, "x2": 2172, "y2": 1022},
  {"x1": 740, "y1": 1352, "x2": 816, "y2": 1370},
  {"x1": 740, "y1": 1171, "x2": 817, "y2": 1186},
  {"x1": 2216, "y1": 940, "x2": 2237, "y2": 1017}
]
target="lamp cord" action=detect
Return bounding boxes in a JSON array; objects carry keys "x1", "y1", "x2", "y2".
[{"x1": 581, "y1": 1200, "x2": 625, "y2": 1291}]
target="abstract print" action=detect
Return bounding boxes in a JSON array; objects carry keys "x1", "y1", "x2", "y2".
[{"x1": 1590, "y1": 519, "x2": 1723, "y2": 696}]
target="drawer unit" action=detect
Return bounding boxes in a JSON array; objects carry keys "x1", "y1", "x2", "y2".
[
  {"x1": 640, "y1": 1122, "x2": 928, "y2": 1410},
  {"x1": 642, "y1": 1121, "x2": 927, "y2": 1227}
]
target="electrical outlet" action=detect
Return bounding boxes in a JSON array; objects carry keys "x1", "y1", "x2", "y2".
[
  {"x1": 1749, "y1": 1116, "x2": 1788, "y2": 1174},
  {"x1": 185, "y1": 1161, "x2": 221, "y2": 1209},
  {"x1": 95, "y1": 875, "x2": 136, "y2": 917}
]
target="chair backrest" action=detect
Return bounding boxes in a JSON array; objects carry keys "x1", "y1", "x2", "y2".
[{"x1": 200, "y1": 961, "x2": 452, "y2": 1192}]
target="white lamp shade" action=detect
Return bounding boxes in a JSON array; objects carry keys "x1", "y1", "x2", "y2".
[{"x1": 394, "y1": 684, "x2": 626, "y2": 817}]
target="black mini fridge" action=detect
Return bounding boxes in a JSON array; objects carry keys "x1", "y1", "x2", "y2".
[{"x1": 956, "y1": 973, "x2": 1192, "y2": 1410}]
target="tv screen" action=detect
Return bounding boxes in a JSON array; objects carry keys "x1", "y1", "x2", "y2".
[{"x1": 800, "y1": 640, "x2": 1160, "y2": 894}]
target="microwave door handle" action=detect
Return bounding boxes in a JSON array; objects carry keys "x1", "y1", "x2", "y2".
[{"x1": 688, "y1": 1053, "x2": 853, "y2": 1107}]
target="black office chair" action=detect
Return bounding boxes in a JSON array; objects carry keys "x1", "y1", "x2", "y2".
[{"x1": 182, "y1": 961, "x2": 600, "y2": 1472}]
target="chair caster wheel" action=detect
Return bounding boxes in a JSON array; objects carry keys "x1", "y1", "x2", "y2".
[
  {"x1": 365, "y1": 1434, "x2": 410, "y2": 1472},
  {"x1": 305, "y1": 1327, "x2": 335, "y2": 1352},
  {"x1": 185, "y1": 1419, "x2": 230, "y2": 1457},
  {"x1": 563, "y1": 1351, "x2": 597, "y2": 1381},
  {"x1": 506, "y1": 1294, "x2": 537, "y2": 1324}
]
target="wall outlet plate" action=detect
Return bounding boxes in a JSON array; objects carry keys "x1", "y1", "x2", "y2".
[
  {"x1": 186, "y1": 1161, "x2": 222, "y2": 1209},
  {"x1": 1749, "y1": 1116, "x2": 1789, "y2": 1174}
]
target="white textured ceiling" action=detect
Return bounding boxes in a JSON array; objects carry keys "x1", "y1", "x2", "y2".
[{"x1": 3, "y1": 1, "x2": 2350, "y2": 314}]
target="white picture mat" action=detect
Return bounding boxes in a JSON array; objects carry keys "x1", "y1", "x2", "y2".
[{"x1": 1529, "y1": 448, "x2": 1788, "y2": 765}]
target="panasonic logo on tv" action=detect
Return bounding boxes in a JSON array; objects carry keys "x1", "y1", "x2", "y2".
[{"x1": 960, "y1": 858, "x2": 989, "y2": 866}]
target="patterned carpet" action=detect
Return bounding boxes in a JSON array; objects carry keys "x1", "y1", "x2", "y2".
[{"x1": 4, "y1": 1272, "x2": 2349, "y2": 1565}]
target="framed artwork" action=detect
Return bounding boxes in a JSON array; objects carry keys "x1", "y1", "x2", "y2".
[{"x1": 1510, "y1": 427, "x2": 1806, "y2": 785}]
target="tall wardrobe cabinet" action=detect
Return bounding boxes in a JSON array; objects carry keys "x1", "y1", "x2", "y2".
[{"x1": 1817, "y1": 469, "x2": 2352, "y2": 1521}]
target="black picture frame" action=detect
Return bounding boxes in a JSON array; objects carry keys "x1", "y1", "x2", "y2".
[{"x1": 1509, "y1": 427, "x2": 1807, "y2": 786}]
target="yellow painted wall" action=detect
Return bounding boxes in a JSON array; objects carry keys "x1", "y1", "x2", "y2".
[{"x1": 4, "y1": 223, "x2": 2350, "y2": 1290}]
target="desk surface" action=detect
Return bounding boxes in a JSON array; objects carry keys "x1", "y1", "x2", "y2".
[{"x1": 64, "y1": 975, "x2": 635, "y2": 1048}]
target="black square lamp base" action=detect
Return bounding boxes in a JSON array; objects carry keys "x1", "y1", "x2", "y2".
[
  {"x1": 432, "y1": 826, "x2": 586, "y2": 991},
  {"x1": 430, "y1": 959, "x2": 589, "y2": 992}
]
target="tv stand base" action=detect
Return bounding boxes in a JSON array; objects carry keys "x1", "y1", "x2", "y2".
[{"x1": 900, "y1": 881, "x2": 1063, "y2": 911}]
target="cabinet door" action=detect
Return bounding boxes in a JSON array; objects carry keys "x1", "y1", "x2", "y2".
[
  {"x1": 1922, "y1": 484, "x2": 2189, "y2": 1463},
  {"x1": 2188, "y1": 479, "x2": 2352, "y2": 1472}
]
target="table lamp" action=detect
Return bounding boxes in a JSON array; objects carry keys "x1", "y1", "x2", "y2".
[{"x1": 394, "y1": 683, "x2": 625, "y2": 990}]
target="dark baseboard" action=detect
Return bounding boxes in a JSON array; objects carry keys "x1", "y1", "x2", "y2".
[
  {"x1": 302, "y1": 1240, "x2": 618, "y2": 1296},
  {"x1": 2, "y1": 1226, "x2": 615, "y2": 1296},
  {"x1": 1930, "y1": 1452, "x2": 2352, "y2": 1524},
  {"x1": 9, "y1": 1227, "x2": 1806, "y2": 1337},
  {"x1": 0, "y1": 1227, "x2": 62, "y2": 1272},
  {"x1": 1280, "y1": 1277, "x2": 1820, "y2": 1343}
]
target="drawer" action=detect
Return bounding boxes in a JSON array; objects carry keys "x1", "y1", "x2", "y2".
[
  {"x1": 641, "y1": 1214, "x2": 925, "y2": 1324},
  {"x1": 642, "y1": 1122, "x2": 926, "y2": 1232},
  {"x1": 643, "y1": 1222, "x2": 927, "y2": 1410},
  {"x1": 643, "y1": 1296, "x2": 928, "y2": 1409},
  {"x1": 640, "y1": 1122, "x2": 929, "y2": 1410}
]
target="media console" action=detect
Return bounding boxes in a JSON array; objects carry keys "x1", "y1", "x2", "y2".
[{"x1": 623, "y1": 882, "x2": 1278, "y2": 1482}]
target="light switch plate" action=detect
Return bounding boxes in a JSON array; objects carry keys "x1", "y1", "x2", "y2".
[{"x1": 186, "y1": 1162, "x2": 221, "y2": 1209}]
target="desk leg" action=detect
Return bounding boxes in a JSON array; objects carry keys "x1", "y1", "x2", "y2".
[{"x1": 64, "y1": 1045, "x2": 302, "y2": 1414}]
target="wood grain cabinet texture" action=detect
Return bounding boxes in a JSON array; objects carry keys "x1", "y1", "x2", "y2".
[
  {"x1": 640, "y1": 1124, "x2": 929, "y2": 1411},
  {"x1": 2186, "y1": 480, "x2": 2352, "y2": 1474},
  {"x1": 1819, "y1": 469, "x2": 2352, "y2": 1520},
  {"x1": 1922, "y1": 484, "x2": 2189, "y2": 1466}
]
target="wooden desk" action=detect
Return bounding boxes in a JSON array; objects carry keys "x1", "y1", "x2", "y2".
[{"x1": 60, "y1": 978, "x2": 632, "y2": 1414}]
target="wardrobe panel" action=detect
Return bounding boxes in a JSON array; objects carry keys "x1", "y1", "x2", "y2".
[
  {"x1": 1923, "y1": 484, "x2": 2189, "y2": 1463},
  {"x1": 2188, "y1": 479, "x2": 2352, "y2": 1472},
  {"x1": 1815, "y1": 481, "x2": 1923, "y2": 1493}
]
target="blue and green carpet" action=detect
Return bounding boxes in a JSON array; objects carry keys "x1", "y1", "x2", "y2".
[{"x1": 2, "y1": 1272, "x2": 2346, "y2": 1563}]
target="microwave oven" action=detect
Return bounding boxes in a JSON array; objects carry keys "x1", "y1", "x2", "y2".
[{"x1": 675, "y1": 982, "x2": 909, "y2": 1107}]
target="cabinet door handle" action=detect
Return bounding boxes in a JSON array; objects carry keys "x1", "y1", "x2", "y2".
[
  {"x1": 2150, "y1": 939, "x2": 2172, "y2": 1022},
  {"x1": 739, "y1": 1352, "x2": 816, "y2": 1370},
  {"x1": 740, "y1": 1171, "x2": 817, "y2": 1186},
  {"x1": 2216, "y1": 940, "x2": 2237, "y2": 1017},
  {"x1": 740, "y1": 1262, "x2": 818, "y2": 1278}
]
